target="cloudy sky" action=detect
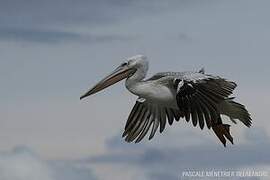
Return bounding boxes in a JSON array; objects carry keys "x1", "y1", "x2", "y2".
[{"x1": 1, "y1": 0, "x2": 270, "y2": 180}]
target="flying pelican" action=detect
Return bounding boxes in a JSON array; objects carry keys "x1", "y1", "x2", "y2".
[{"x1": 80, "y1": 55, "x2": 252, "y2": 146}]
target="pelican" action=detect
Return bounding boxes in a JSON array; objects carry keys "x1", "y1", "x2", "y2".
[{"x1": 80, "y1": 55, "x2": 252, "y2": 146}]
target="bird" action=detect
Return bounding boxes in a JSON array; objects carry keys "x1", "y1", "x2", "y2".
[{"x1": 80, "y1": 55, "x2": 252, "y2": 147}]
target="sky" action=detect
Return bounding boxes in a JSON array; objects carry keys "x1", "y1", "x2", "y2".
[{"x1": 1, "y1": 0, "x2": 270, "y2": 180}]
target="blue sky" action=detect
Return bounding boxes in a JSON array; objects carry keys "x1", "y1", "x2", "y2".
[{"x1": 1, "y1": 0, "x2": 270, "y2": 180}]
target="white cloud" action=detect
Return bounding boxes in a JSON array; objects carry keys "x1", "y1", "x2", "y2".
[
  {"x1": 85, "y1": 127, "x2": 270, "y2": 180},
  {"x1": 0, "y1": 147, "x2": 53, "y2": 180},
  {"x1": 0, "y1": 146, "x2": 97, "y2": 180}
]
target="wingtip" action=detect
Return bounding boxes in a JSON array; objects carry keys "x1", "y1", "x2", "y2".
[
  {"x1": 148, "y1": 134, "x2": 154, "y2": 141},
  {"x1": 122, "y1": 131, "x2": 127, "y2": 138},
  {"x1": 79, "y1": 95, "x2": 84, "y2": 100},
  {"x1": 80, "y1": 94, "x2": 91, "y2": 100}
]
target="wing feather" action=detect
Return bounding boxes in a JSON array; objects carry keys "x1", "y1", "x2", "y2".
[
  {"x1": 124, "y1": 102, "x2": 139, "y2": 130},
  {"x1": 159, "y1": 107, "x2": 166, "y2": 133},
  {"x1": 175, "y1": 74, "x2": 236, "y2": 130},
  {"x1": 196, "y1": 102, "x2": 205, "y2": 129},
  {"x1": 126, "y1": 107, "x2": 148, "y2": 142},
  {"x1": 149, "y1": 106, "x2": 159, "y2": 140},
  {"x1": 135, "y1": 112, "x2": 153, "y2": 143},
  {"x1": 165, "y1": 108, "x2": 174, "y2": 125},
  {"x1": 122, "y1": 104, "x2": 143, "y2": 137},
  {"x1": 123, "y1": 99, "x2": 174, "y2": 143},
  {"x1": 190, "y1": 100, "x2": 198, "y2": 127}
]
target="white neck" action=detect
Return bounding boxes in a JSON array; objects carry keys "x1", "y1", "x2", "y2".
[{"x1": 125, "y1": 68, "x2": 147, "y2": 96}]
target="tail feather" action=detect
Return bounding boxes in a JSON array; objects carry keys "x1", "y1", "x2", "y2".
[
  {"x1": 212, "y1": 124, "x2": 234, "y2": 147},
  {"x1": 219, "y1": 98, "x2": 252, "y2": 127}
]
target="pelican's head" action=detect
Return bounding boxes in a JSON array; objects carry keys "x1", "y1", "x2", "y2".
[
  {"x1": 80, "y1": 55, "x2": 148, "y2": 99},
  {"x1": 126, "y1": 54, "x2": 148, "y2": 72}
]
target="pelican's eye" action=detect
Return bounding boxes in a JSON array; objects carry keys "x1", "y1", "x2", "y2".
[{"x1": 121, "y1": 62, "x2": 127, "y2": 66}]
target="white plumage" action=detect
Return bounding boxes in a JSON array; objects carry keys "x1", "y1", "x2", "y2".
[{"x1": 81, "y1": 55, "x2": 252, "y2": 146}]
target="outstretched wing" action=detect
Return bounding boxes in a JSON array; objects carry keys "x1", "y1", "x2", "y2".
[
  {"x1": 174, "y1": 73, "x2": 237, "y2": 129},
  {"x1": 122, "y1": 98, "x2": 182, "y2": 143}
]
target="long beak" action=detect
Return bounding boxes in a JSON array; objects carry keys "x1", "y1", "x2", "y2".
[{"x1": 80, "y1": 65, "x2": 135, "y2": 100}]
